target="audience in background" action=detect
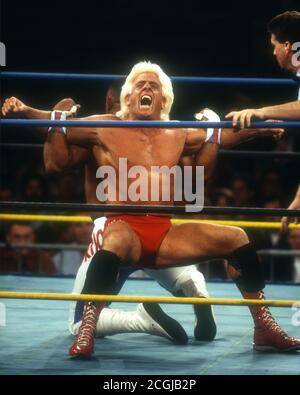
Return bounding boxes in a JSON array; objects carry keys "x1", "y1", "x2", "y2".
[
  {"x1": 231, "y1": 174, "x2": 255, "y2": 208},
  {"x1": 0, "y1": 222, "x2": 56, "y2": 274}
]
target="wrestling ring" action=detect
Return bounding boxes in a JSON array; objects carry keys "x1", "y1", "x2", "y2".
[{"x1": 0, "y1": 71, "x2": 300, "y2": 375}]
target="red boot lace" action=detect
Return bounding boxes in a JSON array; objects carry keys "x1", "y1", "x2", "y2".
[
  {"x1": 76, "y1": 302, "x2": 99, "y2": 347},
  {"x1": 255, "y1": 291, "x2": 293, "y2": 340}
]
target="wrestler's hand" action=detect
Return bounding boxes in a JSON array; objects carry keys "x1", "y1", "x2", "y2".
[
  {"x1": 281, "y1": 201, "x2": 300, "y2": 234},
  {"x1": 194, "y1": 108, "x2": 221, "y2": 144},
  {"x1": 256, "y1": 119, "x2": 284, "y2": 140},
  {"x1": 195, "y1": 108, "x2": 220, "y2": 122},
  {"x1": 53, "y1": 98, "x2": 81, "y2": 117},
  {"x1": 281, "y1": 216, "x2": 289, "y2": 234},
  {"x1": 225, "y1": 108, "x2": 265, "y2": 129},
  {"x1": 281, "y1": 216, "x2": 299, "y2": 233},
  {"x1": 1, "y1": 97, "x2": 28, "y2": 117}
]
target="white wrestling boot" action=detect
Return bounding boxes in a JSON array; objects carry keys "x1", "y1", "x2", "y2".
[{"x1": 95, "y1": 303, "x2": 188, "y2": 345}]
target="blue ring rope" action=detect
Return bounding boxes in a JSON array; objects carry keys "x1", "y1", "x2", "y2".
[
  {"x1": 0, "y1": 71, "x2": 297, "y2": 86},
  {"x1": 0, "y1": 119, "x2": 299, "y2": 128}
]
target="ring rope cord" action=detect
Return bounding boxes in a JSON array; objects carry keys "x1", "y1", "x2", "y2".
[
  {"x1": 1, "y1": 143, "x2": 300, "y2": 160},
  {"x1": 0, "y1": 291, "x2": 298, "y2": 307},
  {"x1": 1, "y1": 201, "x2": 300, "y2": 217},
  {"x1": 1, "y1": 214, "x2": 300, "y2": 229},
  {"x1": 1, "y1": 119, "x2": 300, "y2": 129},
  {"x1": 1, "y1": 71, "x2": 297, "y2": 86}
]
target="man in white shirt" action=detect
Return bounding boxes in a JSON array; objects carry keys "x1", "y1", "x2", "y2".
[{"x1": 225, "y1": 10, "x2": 300, "y2": 278}]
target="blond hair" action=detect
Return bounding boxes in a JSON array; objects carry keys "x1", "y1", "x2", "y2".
[{"x1": 116, "y1": 61, "x2": 174, "y2": 120}]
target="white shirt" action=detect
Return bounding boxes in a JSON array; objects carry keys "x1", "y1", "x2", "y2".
[{"x1": 54, "y1": 249, "x2": 84, "y2": 275}]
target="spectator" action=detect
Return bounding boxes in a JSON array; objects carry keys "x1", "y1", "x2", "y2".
[
  {"x1": 55, "y1": 173, "x2": 84, "y2": 203},
  {"x1": 0, "y1": 222, "x2": 56, "y2": 274},
  {"x1": 53, "y1": 219, "x2": 92, "y2": 275},
  {"x1": 20, "y1": 173, "x2": 49, "y2": 202},
  {"x1": 260, "y1": 170, "x2": 283, "y2": 203},
  {"x1": 269, "y1": 228, "x2": 300, "y2": 283},
  {"x1": 262, "y1": 195, "x2": 283, "y2": 247},
  {"x1": 0, "y1": 186, "x2": 14, "y2": 201},
  {"x1": 213, "y1": 187, "x2": 234, "y2": 207},
  {"x1": 231, "y1": 174, "x2": 255, "y2": 208}
]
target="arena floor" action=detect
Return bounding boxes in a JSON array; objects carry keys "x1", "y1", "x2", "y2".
[{"x1": 0, "y1": 275, "x2": 299, "y2": 375}]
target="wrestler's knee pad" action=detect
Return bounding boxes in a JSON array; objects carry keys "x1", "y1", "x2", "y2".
[
  {"x1": 82, "y1": 249, "x2": 121, "y2": 295},
  {"x1": 227, "y1": 243, "x2": 265, "y2": 292},
  {"x1": 173, "y1": 266, "x2": 209, "y2": 298}
]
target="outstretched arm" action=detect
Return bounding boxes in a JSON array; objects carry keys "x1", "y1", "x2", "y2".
[
  {"x1": 183, "y1": 107, "x2": 284, "y2": 181},
  {"x1": 1, "y1": 96, "x2": 102, "y2": 146},
  {"x1": 220, "y1": 125, "x2": 284, "y2": 148},
  {"x1": 225, "y1": 100, "x2": 300, "y2": 128},
  {"x1": 2, "y1": 96, "x2": 51, "y2": 133}
]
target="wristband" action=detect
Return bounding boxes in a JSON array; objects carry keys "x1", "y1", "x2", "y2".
[
  {"x1": 195, "y1": 108, "x2": 221, "y2": 145},
  {"x1": 205, "y1": 127, "x2": 221, "y2": 144},
  {"x1": 48, "y1": 111, "x2": 67, "y2": 134}
]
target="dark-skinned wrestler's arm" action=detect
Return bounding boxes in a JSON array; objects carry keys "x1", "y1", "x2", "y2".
[
  {"x1": 183, "y1": 128, "x2": 219, "y2": 182},
  {"x1": 194, "y1": 142, "x2": 219, "y2": 182},
  {"x1": 43, "y1": 99, "x2": 90, "y2": 173},
  {"x1": 220, "y1": 126, "x2": 284, "y2": 148},
  {"x1": 184, "y1": 125, "x2": 284, "y2": 180},
  {"x1": 191, "y1": 106, "x2": 284, "y2": 148}
]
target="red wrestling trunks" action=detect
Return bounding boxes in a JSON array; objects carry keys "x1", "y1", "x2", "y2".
[{"x1": 105, "y1": 215, "x2": 172, "y2": 267}]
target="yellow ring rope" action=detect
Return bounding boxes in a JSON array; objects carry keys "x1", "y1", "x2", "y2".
[
  {"x1": 0, "y1": 214, "x2": 300, "y2": 229},
  {"x1": 0, "y1": 291, "x2": 299, "y2": 307}
]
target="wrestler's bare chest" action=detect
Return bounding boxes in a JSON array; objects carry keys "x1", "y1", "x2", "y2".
[{"x1": 93, "y1": 128, "x2": 186, "y2": 168}]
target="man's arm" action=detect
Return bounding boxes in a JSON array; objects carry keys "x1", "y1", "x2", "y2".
[
  {"x1": 184, "y1": 125, "x2": 283, "y2": 181},
  {"x1": 2, "y1": 96, "x2": 50, "y2": 119},
  {"x1": 183, "y1": 127, "x2": 220, "y2": 181},
  {"x1": 2, "y1": 96, "x2": 102, "y2": 146},
  {"x1": 288, "y1": 183, "x2": 300, "y2": 209},
  {"x1": 225, "y1": 100, "x2": 300, "y2": 129},
  {"x1": 194, "y1": 142, "x2": 219, "y2": 181},
  {"x1": 220, "y1": 125, "x2": 284, "y2": 148},
  {"x1": 184, "y1": 108, "x2": 222, "y2": 181},
  {"x1": 43, "y1": 99, "x2": 90, "y2": 173},
  {"x1": 183, "y1": 118, "x2": 282, "y2": 154},
  {"x1": 184, "y1": 107, "x2": 284, "y2": 150}
]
